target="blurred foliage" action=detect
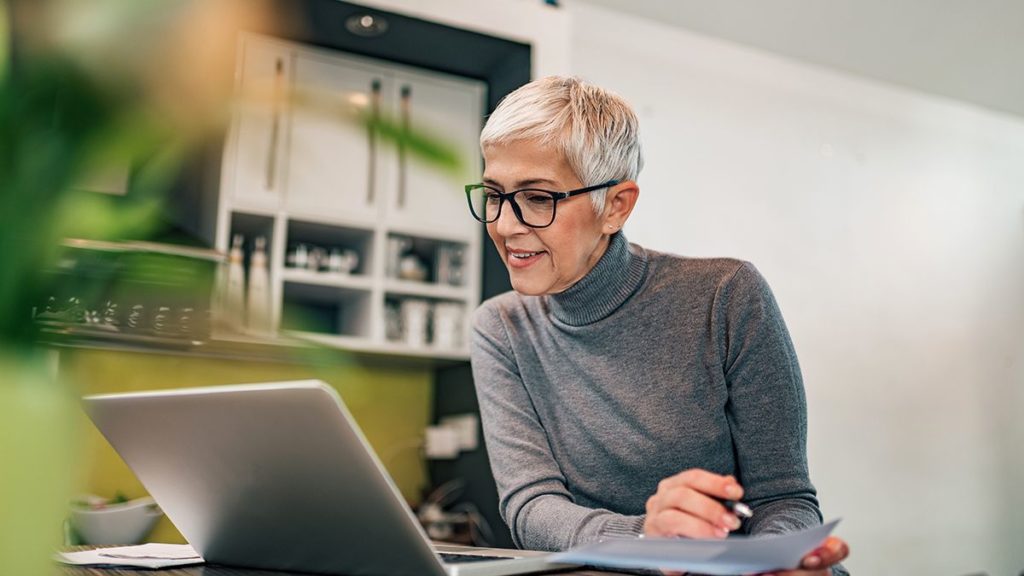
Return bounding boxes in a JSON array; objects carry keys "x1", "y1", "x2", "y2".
[
  {"x1": 2, "y1": 2, "x2": 467, "y2": 571},
  {"x1": 0, "y1": 0, "x2": 219, "y2": 351},
  {"x1": 0, "y1": 54, "x2": 174, "y2": 349},
  {"x1": 1, "y1": 3, "x2": 181, "y2": 571},
  {"x1": 1, "y1": 0, "x2": 466, "y2": 351},
  {"x1": 270, "y1": 82, "x2": 467, "y2": 179},
  {"x1": 0, "y1": 0, "x2": 469, "y2": 426},
  {"x1": 370, "y1": 113, "x2": 464, "y2": 175}
]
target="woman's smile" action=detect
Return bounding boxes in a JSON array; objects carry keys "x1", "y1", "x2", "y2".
[{"x1": 506, "y1": 247, "x2": 547, "y2": 268}]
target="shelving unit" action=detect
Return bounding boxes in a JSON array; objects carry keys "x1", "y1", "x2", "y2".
[
  {"x1": 384, "y1": 279, "x2": 468, "y2": 301},
  {"x1": 280, "y1": 281, "x2": 373, "y2": 338},
  {"x1": 215, "y1": 33, "x2": 484, "y2": 359},
  {"x1": 281, "y1": 268, "x2": 374, "y2": 291}
]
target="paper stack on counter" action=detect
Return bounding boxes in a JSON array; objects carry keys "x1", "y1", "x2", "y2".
[
  {"x1": 551, "y1": 519, "x2": 840, "y2": 576},
  {"x1": 56, "y1": 543, "x2": 204, "y2": 569}
]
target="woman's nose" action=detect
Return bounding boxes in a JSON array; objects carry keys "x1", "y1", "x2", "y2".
[{"x1": 494, "y1": 200, "x2": 528, "y2": 235}]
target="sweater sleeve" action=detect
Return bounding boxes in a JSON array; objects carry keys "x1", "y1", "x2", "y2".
[
  {"x1": 716, "y1": 262, "x2": 825, "y2": 533},
  {"x1": 719, "y1": 264, "x2": 850, "y2": 575},
  {"x1": 470, "y1": 303, "x2": 645, "y2": 551}
]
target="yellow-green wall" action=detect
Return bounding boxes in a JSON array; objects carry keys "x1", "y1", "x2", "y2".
[{"x1": 61, "y1": 346, "x2": 434, "y2": 544}]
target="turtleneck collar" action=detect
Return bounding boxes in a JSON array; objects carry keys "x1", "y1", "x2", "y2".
[{"x1": 545, "y1": 232, "x2": 649, "y2": 326}]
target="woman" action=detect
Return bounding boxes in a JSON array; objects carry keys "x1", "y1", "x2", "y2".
[{"x1": 467, "y1": 76, "x2": 850, "y2": 575}]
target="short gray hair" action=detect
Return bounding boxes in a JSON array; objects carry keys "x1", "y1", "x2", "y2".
[{"x1": 480, "y1": 76, "x2": 644, "y2": 213}]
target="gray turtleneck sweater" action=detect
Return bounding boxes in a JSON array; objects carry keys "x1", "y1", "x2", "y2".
[{"x1": 471, "y1": 233, "x2": 833, "y2": 558}]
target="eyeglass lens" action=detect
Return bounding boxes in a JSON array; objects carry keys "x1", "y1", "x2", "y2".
[{"x1": 468, "y1": 187, "x2": 557, "y2": 227}]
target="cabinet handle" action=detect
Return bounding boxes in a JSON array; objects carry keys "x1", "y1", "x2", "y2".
[
  {"x1": 367, "y1": 78, "x2": 381, "y2": 206},
  {"x1": 398, "y1": 84, "x2": 411, "y2": 209},
  {"x1": 265, "y1": 57, "x2": 284, "y2": 190}
]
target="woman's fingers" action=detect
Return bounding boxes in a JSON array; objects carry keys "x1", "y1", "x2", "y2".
[
  {"x1": 800, "y1": 536, "x2": 849, "y2": 569},
  {"x1": 660, "y1": 469, "x2": 744, "y2": 501},
  {"x1": 748, "y1": 536, "x2": 849, "y2": 575},
  {"x1": 658, "y1": 484, "x2": 740, "y2": 531},
  {"x1": 645, "y1": 507, "x2": 728, "y2": 539},
  {"x1": 644, "y1": 469, "x2": 747, "y2": 538}
]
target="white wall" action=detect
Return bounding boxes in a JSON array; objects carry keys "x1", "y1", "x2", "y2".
[
  {"x1": 361, "y1": 1, "x2": 1024, "y2": 573},
  {"x1": 569, "y1": 3, "x2": 1024, "y2": 575}
]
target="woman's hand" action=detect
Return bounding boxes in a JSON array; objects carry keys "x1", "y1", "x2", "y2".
[
  {"x1": 757, "y1": 536, "x2": 849, "y2": 576},
  {"x1": 643, "y1": 469, "x2": 745, "y2": 539}
]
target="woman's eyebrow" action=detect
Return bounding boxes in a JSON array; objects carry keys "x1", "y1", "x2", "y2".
[
  {"x1": 482, "y1": 177, "x2": 559, "y2": 189},
  {"x1": 517, "y1": 178, "x2": 559, "y2": 188}
]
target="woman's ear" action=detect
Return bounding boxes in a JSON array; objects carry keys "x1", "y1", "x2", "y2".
[{"x1": 603, "y1": 181, "x2": 640, "y2": 231}]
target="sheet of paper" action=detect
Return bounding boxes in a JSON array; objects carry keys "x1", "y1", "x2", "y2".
[
  {"x1": 56, "y1": 543, "x2": 204, "y2": 569},
  {"x1": 551, "y1": 519, "x2": 840, "y2": 575}
]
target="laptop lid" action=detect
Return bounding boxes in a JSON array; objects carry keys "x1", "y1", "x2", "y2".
[{"x1": 83, "y1": 380, "x2": 458, "y2": 576}]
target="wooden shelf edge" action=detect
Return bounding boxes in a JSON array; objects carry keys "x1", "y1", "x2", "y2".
[
  {"x1": 282, "y1": 269, "x2": 375, "y2": 291},
  {"x1": 286, "y1": 330, "x2": 470, "y2": 361},
  {"x1": 383, "y1": 279, "x2": 471, "y2": 301}
]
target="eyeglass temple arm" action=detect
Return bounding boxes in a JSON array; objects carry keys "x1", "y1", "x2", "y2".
[{"x1": 564, "y1": 180, "x2": 621, "y2": 198}]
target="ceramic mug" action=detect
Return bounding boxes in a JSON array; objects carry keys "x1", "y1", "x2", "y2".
[
  {"x1": 432, "y1": 302, "x2": 463, "y2": 349},
  {"x1": 400, "y1": 299, "x2": 430, "y2": 348}
]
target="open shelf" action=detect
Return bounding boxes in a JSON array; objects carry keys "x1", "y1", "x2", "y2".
[
  {"x1": 282, "y1": 268, "x2": 374, "y2": 291},
  {"x1": 385, "y1": 233, "x2": 469, "y2": 287},
  {"x1": 383, "y1": 295, "x2": 467, "y2": 351},
  {"x1": 280, "y1": 281, "x2": 372, "y2": 338},
  {"x1": 229, "y1": 212, "x2": 276, "y2": 270},
  {"x1": 285, "y1": 218, "x2": 374, "y2": 276},
  {"x1": 384, "y1": 279, "x2": 469, "y2": 300}
]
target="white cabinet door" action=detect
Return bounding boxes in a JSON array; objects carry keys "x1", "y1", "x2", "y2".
[
  {"x1": 285, "y1": 51, "x2": 388, "y2": 225},
  {"x1": 385, "y1": 71, "x2": 484, "y2": 239},
  {"x1": 227, "y1": 36, "x2": 291, "y2": 211}
]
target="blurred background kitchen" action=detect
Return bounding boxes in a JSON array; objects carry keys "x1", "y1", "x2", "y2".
[{"x1": 1, "y1": 1, "x2": 1021, "y2": 575}]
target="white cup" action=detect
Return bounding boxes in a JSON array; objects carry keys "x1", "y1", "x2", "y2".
[
  {"x1": 400, "y1": 299, "x2": 430, "y2": 348},
  {"x1": 432, "y1": 302, "x2": 464, "y2": 350}
]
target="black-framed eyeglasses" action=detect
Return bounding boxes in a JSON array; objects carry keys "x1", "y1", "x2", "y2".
[{"x1": 464, "y1": 180, "x2": 620, "y2": 229}]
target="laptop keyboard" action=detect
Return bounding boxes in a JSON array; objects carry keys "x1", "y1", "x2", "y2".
[{"x1": 440, "y1": 553, "x2": 516, "y2": 564}]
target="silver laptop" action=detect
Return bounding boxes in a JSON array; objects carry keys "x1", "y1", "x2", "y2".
[{"x1": 83, "y1": 380, "x2": 568, "y2": 576}]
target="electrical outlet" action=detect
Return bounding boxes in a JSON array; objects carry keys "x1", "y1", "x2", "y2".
[
  {"x1": 424, "y1": 425, "x2": 459, "y2": 459},
  {"x1": 439, "y1": 413, "x2": 478, "y2": 451}
]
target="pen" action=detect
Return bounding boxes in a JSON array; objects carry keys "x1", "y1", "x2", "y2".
[{"x1": 719, "y1": 499, "x2": 753, "y2": 520}]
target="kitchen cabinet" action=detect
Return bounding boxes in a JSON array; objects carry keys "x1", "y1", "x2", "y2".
[
  {"x1": 384, "y1": 70, "x2": 484, "y2": 240},
  {"x1": 216, "y1": 33, "x2": 485, "y2": 360},
  {"x1": 286, "y1": 52, "x2": 388, "y2": 224},
  {"x1": 223, "y1": 36, "x2": 291, "y2": 212}
]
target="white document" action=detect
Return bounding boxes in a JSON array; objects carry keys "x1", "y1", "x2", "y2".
[
  {"x1": 551, "y1": 519, "x2": 840, "y2": 575},
  {"x1": 56, "y1": 543, "x2": 204, "y2": 569}
]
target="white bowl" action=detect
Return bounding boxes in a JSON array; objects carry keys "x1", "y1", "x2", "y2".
[{"x1": 70, "y1": 496, "x2": 163, "y2": 545}]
